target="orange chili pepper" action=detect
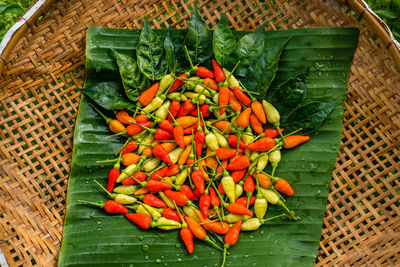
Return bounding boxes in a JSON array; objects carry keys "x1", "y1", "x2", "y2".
[
  {"x1": 249, "y1": 113, "x2": 263, "y2": 134},
  {"x1": 229, "y1": 90, "x2": 242, "y2": 112},
  {"x1": 138, "y1": 82, "x2": 159, "y2": 106},
  {"x1": 283, "y1": 135, "x2": 310, "y2": 149},
  {"x1": 236, "y1": 107, "x2": 251, "y2": 128},
  {"x1": 116, "y1": 110, "x2": 135, "y2": 124}
]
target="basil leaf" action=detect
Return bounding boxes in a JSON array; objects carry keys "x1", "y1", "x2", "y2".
[
  {"x1": 184, "y1": 5, "x2": 213, "y2": 64},
  {"x1": 267, "y1": 68, "x2": 309, "y2": 119},
  {"x1": 136, "y1": 19, "x2": 168, "y2": 80},
  {"x1": 77, "y1": 81, "x2": 136, "y2": 110},
  {"x1": 164, "y1": 27, "x2": 190, "y2": 74},
  {"x1": 233, "y1": 23, "x2": 267, "y2": 77},
  {"x1": 213, "y1": 14, "x2": 236, "y2": 67},
  {"x1": 112, "y1": 49, "x2": 150, "y2": 102},
  {"x1": 283, "y1": 101, "x2": 337, "y2": 133}
]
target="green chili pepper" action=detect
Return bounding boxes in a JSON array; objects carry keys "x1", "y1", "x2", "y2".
[
  {"x1": 113, "y1": 185, "x2": 138, "y2": 195},
  {"x1": 155, "y1": 100, "x2": 171, "y2": 120}
]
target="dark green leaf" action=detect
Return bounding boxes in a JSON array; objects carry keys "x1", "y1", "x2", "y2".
[
  {"x1": 267, "y1": 68, "x2": 309, "y2": 120},
  {"x1": 112, "y1": 49, "x2": 150, "y2": 101},
  {"x1": 0, "y1": 4, "x2": 24, "y2": 15},
  {"x1": 242, "y1": 37, "x2": 290, "y2": 94},
  {"x1": 136, "y1": 19, "x2": 168, "y2": 80},
  {"x1": 164, "y1": 27, "x2": 190, "y2": 73},
  {"x1": 213, "y1": 14, "x2": 236, "y2": 67},
  {"x1": 283, "y1": 101, "x2": 338, "y2": 133},
  {"x1": 184, "y1": 5, "x2": 213, "y2": 64},
  {"x1": 233, "y1": 23, "x2": 267, "y2": 77},
  {"x1": 77, "y1": 81, "x2": 136, "y2": 110},
  {"x1": 374, "y1": 9, "x2": 398, "y2": 19}
]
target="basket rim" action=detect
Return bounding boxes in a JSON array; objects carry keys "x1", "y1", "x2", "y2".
[{"x1": 0, "y1": 0, "x2": 399, "y2": 74}]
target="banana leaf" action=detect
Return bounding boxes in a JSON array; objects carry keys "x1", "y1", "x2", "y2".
[{"x1": 59, "y1": 27, "x2": 359, "y2": 266}]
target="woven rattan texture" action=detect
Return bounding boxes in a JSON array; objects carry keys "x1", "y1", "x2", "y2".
[{"x1": 0, "y1": 0, "x2": 399, "y2": 266}]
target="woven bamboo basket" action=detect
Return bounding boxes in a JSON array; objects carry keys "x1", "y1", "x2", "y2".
[{"x1": 0, "y1": 0, "x2": 399, "y2": 266}]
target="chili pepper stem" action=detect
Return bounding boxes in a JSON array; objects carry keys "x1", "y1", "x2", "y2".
[
  {"x1": 283, "y1": 128, "x2": 303, "y2": 138},
  {"x1": 89, "y1": 103, "x2": 111, "y2": 124},
  {"x1": 157, "y1": 175, "x2": 181, "y2": 191},
  {"x1": 271, "y1": 166, "x2": 277, "y2": 177},
  {"x1": 221, "y1": 114, "x2": 239, "y2": 134},
  {"x1": 222, "y1": 247, "x2": 227, "y2": 267},
  {"x1": 77, "y1": 200, "x2": 104, "y2": 208},
  {"x1": 131, "y1": 122, "x2": 156, "y2": 134},
  {"x1": 260, "y1": 213, "x2": 287, "y2": 223},
  {"x1": 184, "y1": 45, "x2": 196, "y2": 71},
  {"x1": 93, "y1": 180, "x2": 115, "y2": 199},
  {"x1": 204, "y1": 236, "x2": 225, "y2": 252},
  {"x1": 274, "y1": 124, "x2": 289, "y2": 147},
  {"x1": 96, "y1": 159, "x2": 117, "y2": 163},
  {"x1": 214, "y1": 206, "x2": 224, "y2": 227},
  {"x1": 271, "y1": 185, "x2": 286, "y2": 203}
]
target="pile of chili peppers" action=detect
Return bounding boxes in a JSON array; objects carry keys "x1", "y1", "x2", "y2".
[{"x1": 80, "y1": 52, "x2": 310, "y2": 266}]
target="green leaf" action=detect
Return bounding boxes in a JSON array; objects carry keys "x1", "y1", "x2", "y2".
[
  {"x1": 136, "y1": 19, "x2": 168, "y2": 80},
  {"x1": 283, "y1": 101, "x2": 338, "y2": 133},
  {"x1": 233, "y1": 23, "x2": 267, "y2": 77},
  {"x1": 0, "y1": 4, "x2": 24, "y2": 15},
  {"x1": 112, "y1": 49, "x2": 150, "y2": 102},
  {"x1": 164, "y1": 27, "x2": 191, "y2": 73},
  {"x1": 77, "y1": 81, "x2": 136, "y2": 110},
  {"x1": 213, "y1": 14, "x2": 236, "y2": 67},
  {"x1": 184, "y1": 5, "x2": 213, "y2": 64},
  {"x1": 374, "y1": 9, "x2": 399, "y2": 20},
  {"x1": 60, "y1": 27, "x2": 359, "y2": 267},
  {"x1": 242, "y1": 37, "x2": 290, "y2": 94},
  {"x1": 267, "y1": 68, "x2": 309, "y2": 120}
]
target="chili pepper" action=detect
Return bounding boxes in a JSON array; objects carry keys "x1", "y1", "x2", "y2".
[
  {"x1": 134, "y1": 187, "x2": 149, "y2": 196},
  {"x1": 191, "y1": 170, "x2": 205, "y2": 194},
  {"x1": 183, "y1": 206, "x2": 199, "y2": 223},
  {"x1": 224, "y1": 213, "x2": 249, "y2": 224},
  {"x1": 176, "y1": 116, "x2": 198, "y2": 128},
  {"x1": 78, "y1": 199, "x2": 128, "y2": 214},
  {"x1": 218, "y1": 86, "x2": 230, "y2": 115},
  {"x1": 249, "y1": 114, "x2": 263, "y2": 134},
  {"x1": 122, "y1": 171, "x2": 146, "y2": 185},
  {"x1": 169, "y1": 73, "x2": 187, "y2": 93},
  {"x1": 217, "y1": 159, "x2": 228, "y2": 174},
  {"x1": 243, "y1": 175, "x2": 255, "y2": 206},
  {"x1": 228, "y1": 90, "x2": 242, "y2": 112},
  {"x1": 118, "y1": 140, "x2": 138, "y2": 155},
  {"x1": 200, "y1": 112, "x2": 219, "y2": 151},
  {"x1": 190, "y1": 104, "x2": 209, "y2": 118},
  {"x1": 116, "y1": 110, "x2": 135, "y2": 124},
  {"x1": 231, "y1": 169, "x2": 247, "y2": 183},
  {"x1": 235, "y1": 196, "x2": 256, "y2": 207},
  {"x1": 155, "y1": 101, "x2": 171, "y2": 120},
  {"x1": 199, "y1": 193, "x2": 211, "y2": 218},
  {"x1": 212, "y1": 59, "x2": 225, "y2": 83},
  {"x1": 121, "y1": 153, "x2": 140, "y2": 166},
  {"x1": 236, "y1": 108, "x2": 251, "y2": 128},
  {"x1": 160, "y1": 142, "x2": 178, "y2": 153},
  {"x1": 175, "y1": 169, "x2": 190, "y2": 185},
  {"x1": 113, "y1": 185, "x2": 137, "y2": 195},
  {"x1": 262, "y1": 100, "x2": 288, "y2": 146},
  {"x1": 106, "y1": 143, "x2": 124, "y2": 192},
  {"x1": 117, "y1": 163, "x2": 139, "y2": 183},
  {"x1": 246, "y1": 137, "x2": 275, "y2": 152},
  {"x1": 194, "y1": 208, "x2": 228, "y2": 233},
  {"x1": 90, "y1": 104, "x2": 126, "y2": 134},
  {"x1": 177, "y1": 99, "x2": 195, "y2": 117},
  {"x1": 222, "y1": 220, "x2": 242, "y2": 267},
  {"x1": 253, "y1": 173, "x2": 268, "y2": 218},
  {"x1": 152, "y1": 144, "x2": 174, "y2": 165},
  {"x1": 227, "y1": 155, "x2": 250, "y2": 170},
  {"x1": 137, "y1": 134, "x2": 153, "y2": 154},
  {"x1": 215, "y1": 148, "x2": 240, "y2": 160},
  {"x1": 256, "y1": 153, "x2": 269, "y2": 172},
  {"x1": 203, "y1": 77, "x2": 219, "y2": 91},
  {"x1": 168, "y1": 147, "x2": 184, "y2": 164},
  {"x1": 162, "y1": 208, "x2": 182, "y2": 222},
  {"x1": 222, "y1": 68, "x2": 240, "y2": 89},
  {"x1": 251, "y1": 101, "x2": 267, "y2": 124},
  {"x1": 168, "y1": 101, "x2": 180, "y2": 124},
  {"x1": 157, "y1": 74, "x2": 175, "y2": 96},
  {"x1": 195, "y1": 66, "x2": 214, "y2": 79},
  {"x1": 184, "y1": 216, "x2": 224, "y2": 252},
  {"x1": 94, "y1": 180, "x2": 137, "y2": 204},
  {"x1": 235, "y1": 183, "x2": 243, "y2": 200},
  {"x1": 217, "y1": 181, "x2": 225, "y2": 195},
  {"x1": 275, "y1": 178, "x2": 294, "y2": 196},
  {"x1": 212, "y1": 128, "x2": 229, "y2": 148},
  {"x1": 178, "y1": 145, "x2": 191, "y2": 165},
  {"x1": 153, "y1": 128, "x2": 173, "y2": 140},
  {"x1": 268, "y1": 149, "x2": 281, "y2": 176},
  {"x1": 193, "y1": 188, "x2": 202, "y2": 199},
  {"x1": 138, "y1": 82, "x2": 160, "y2": 106},
  {"x1": 172, "y1": 203, "x2": 194, "y2": 254},
  {"x1": 166, "y1": 164, "x2": 180, "y2": 177},
  {"x1": 265, "y1": 128, "x2": 283, "y2": 138},
  {"x1": 227, "y1": 135, "x2": 246, "y2": 150},
  {"x1": 213, "y1": 120, "x2": 232, "y2": 134},
  {"x1": 259, "y1": 187, "x2": 297, "y2": 220},
  {"x1": 217, "y1": 158, "x2": 236, "y2": 203},
  {"x1": 240, "y1": 214, "x2": 286, "y2": 231},
  {"x1": 173, "y1": 125, "x2": 185, "y2": 148},
  {"x1": 159, "y1": 120, "x2": 174, "y2": 133},
  {"x1": 129, "y1": 203, "x2": 162, "y2": 218},
  {"x1": 226, "y1": 203, "x2": 253, "y2": 216},
  {"x1": 283, "y1": 135, "x2": 310, "y2": 149},
  {"x1": 180, "y1": 185, "x2": 198, "y2": 201},
  {"x1": 255, "y1": 173, "x2": 271, "y2": 189},
  {"x1": 135, "y1": 114, "x2": 148, "y2": 123},
  {"x1": 164, "y1": 189, "x2": 191, "y2": 206},
  {"x1": 143, "y1": 194, "x2": 167, "y2": 208},
  {"x1": 126, "y1": 213, "x2": 178, "y2": 230},
  {"x1": 232, "y1": 87, "x2": 251, "y2": 107}
]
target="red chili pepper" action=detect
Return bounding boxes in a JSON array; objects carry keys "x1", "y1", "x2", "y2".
[
  {"x1": 229, "y1": 90, "x2": 242, "y2": 112},
  {"x1": 107, "y1": 168, "x2": 120, "y2": 193},
  {"x1": 265, "y1": 128, "x2": 284, "y2": 138},
  {"x1": 224, "y1": 220, "x2": 242, "y2": 247},
  {"x1": 154, "y1": 128, "x2": 174, "y2": 140},
  {"x1": 191, "y1": 170, "x2": 205, "y2": 194},
  {"x1": 180, "y1": 222, "x2": 194, "y2": 254},
  {"x1": 78, "y1": 199, "x2": 128, "y2": 214},
  {"x1": 122, "y1": 171, "x2": 146, "y2": 185},
  {"x1": 249, "y1": 114, "x2": 264, "y2": 134},
  {"x1": 183, "y1": 123, "x2": 199, "y2": 135},
  {"x1": 251, "y1": 101, "x2": 267, "y2": 124},
  {"x1": 150, "y1": 166, "x2": 169, "y2": 180},
  {"x1": 168, "y1": 100, "x2": 181, "y2": 122},
  {"x1": 218, "y1": 86, "x2": 230, "y2": 115},
  {"x1": 118, "y1": 140, "x2": 138, "y2": 155},
  {"x1": 193, "y1": 188, "x2": 202, "y2": 199},
  {"x1": 146, "y1": 180, "x2": 173, "y2": 192},
  {"x1": 231, "y1": 169, "x2": 247, "y2": 183},
  {"x1": 143, "y1": 194, "x2": 167, "y2": 208},
  {"x1": 162, "y1": 208, "x2": 182, "y2": 222},
  {"x1": 168, "y1": 74, "x2": 187, "y2": 93},
  {"x1": 164, "y1": 189, "x2": 190, "y2": 206},
  {"x1": 244, "y1": 175, "x2": 255, "y2": 194},
  {"x1": 180, "y1": 185, "x2": 198, "y2": 201},
  {"x1": 196, "y1": 66, "x2": 214, "y2": 79},
  {"x1": 166, "y1": 164, "x2": 180, "y2": 177},
  {"x1": 216, "y1": 159, "x2": 228, "y2": 174},
  {"x1": 209, "y1": 187, "x2": 220, "y2": 207},
  {"x1": 232, "y1": 87, "x2": 251, "y2": 107},
  {"x1": 215, "y1": 148, "x2": 241, "y2": 160},
  {"x1": 126, "y1": 213, "x2": 152, "y2": 229},
  {"x1": 190, "y1": 104, "x2": 211, "y2": 118},
  {"x1": 246, "y1": 137, "x2": 275, "y2": 152},
  {"x1": 199, "y1": 194, "x2": 211, "y2": 218},
  {"x1": 125, "y1": 121, "x2": 153, "y2": 135},
  {"x1": 174, "y1": 125, "x2": 185, "y2": 148},
  {"x1": 235, "y1": 196, "x2": 256, "y2": 207},
  {"x1": 159, "y1": 120, "x2": 174, "y2": 133},
  {"x1": 203, "y1": 78, "x2": 219, "y2": 91},
  {"x1": 177, "y1": 99, "x2": 196, "y2": 118},
  {"x1": 135, "y1": 114, "x2": 148, "y2": 123},
  {"x1": 227, "y1": 203, "x2": 253, "y2": 216},
  {"x1": 138, "y1": 83, "x2": 160, "y2": 106},
  {"x1": 194, "y1": 131, "x2": 205, "y2": 158},
  {"x1": 212, "y1": 59, "x2": 225, "y2": 83},
  {"x1": 217, "y1": 181, "x2": 225, "y2": 195},
  {"x1": 228, "y1": 135, "x2": 246, "y2": 150},
  {"x1": 152, "y1": 144, "x2": 174, "y2": 165},
  {"x1": 227, "y1": 155, "x2": 250, "y2": 170},
  {"x1": 275, "y1": 178, "x2": 294, "y2": 196},
  {"x1": 236, "y1": 107, "x2": 251, "y2": 128}
]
